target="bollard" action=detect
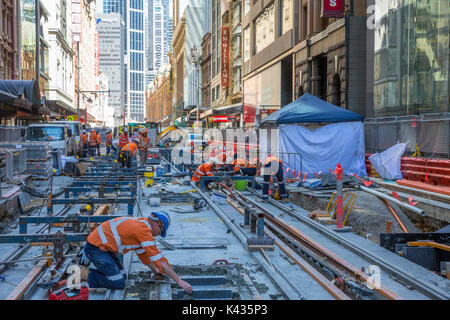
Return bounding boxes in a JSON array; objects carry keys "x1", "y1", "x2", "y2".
[
  {"x1": 244, "y1": 207, "x2": 250, "y2": 227},
  {"x1": 385, "y1": 221, "x2": 393, "y2": 233},
  {"x1": 257, "y1": 213, "x2": 265, "y2": 238},
  {"x1": 250, "y1": 211, "x2": 257, "y2": 234},
  {"x1": 335, "y1": 163, "x2": 343, "y2": 229}
]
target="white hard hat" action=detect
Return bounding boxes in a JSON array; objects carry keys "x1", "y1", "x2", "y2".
[
  {"x1": 82, "y1": 130, "x2": 86, "y2": 133},
  {"x1": 123, "y1": 127, "x2": 128, "y2": 132}
]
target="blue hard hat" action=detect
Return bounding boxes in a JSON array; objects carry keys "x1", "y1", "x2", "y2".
[{"x1": 151, "y1": 212, "x2": 171, "y2": 237}]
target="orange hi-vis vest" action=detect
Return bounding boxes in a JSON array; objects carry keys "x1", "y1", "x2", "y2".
[
  {"x1": 96, "y1": 133, "x2": 102, "y2": 144},
  {"x1": 119, "y1": 133, "x2": 129, "y2": 148},
  {"x1": 80, "y1": 133, "x2": 88, "y2": 144},
  {"x1": 233, "y1": 158, "x2": 256, "y2": 172},
  {"x1": 89, "y1": 132, "x2": 98, "y2": 146},
  {"x1": 121, "y1": 142, "x2": 138, "y2": 157},
  {"x1": 87, "y1": 217, "x2": 170, "y2": 274},
  {"x1": 106, "y1": 133, "x2": 113, "y2": 146},
  {"x1": 191, "y1": 163, "x2": 214, "y2": 183},
  {"x1": 138, "y1": 135, "x2": 151, "y2": 151}
]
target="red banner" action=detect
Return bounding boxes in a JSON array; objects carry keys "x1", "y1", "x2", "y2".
[
  {"x1": 221, "y1": 26, "x2": 230, "y2": 87},
  {"x1": 322, "y1": 0, "x2": 345, "y2": 18}
]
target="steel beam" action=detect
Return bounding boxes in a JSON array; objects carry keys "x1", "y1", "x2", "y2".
[{"x1": 0, "y1": 233, "x2": 89, "y2": 244}]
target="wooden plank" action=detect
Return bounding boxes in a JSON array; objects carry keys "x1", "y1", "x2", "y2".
[
  {"x1": 2, "y1": 186, "x2": 20, "y2": 199},
  {"x1": 408, "y1": 241, "x2": 450, "y2": 252},
  {"x1": 5, "y1": 260, "x2": 47, "y2": 300},
  {"x1": 93, "y1": 204, "x2": 109, "y2": 216}
]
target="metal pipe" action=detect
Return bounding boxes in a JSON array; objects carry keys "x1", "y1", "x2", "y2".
[
  {"x1": 383, "y1": 199, "x2": 408, "y2": 233},
  {"x1": 359, "y1": 186, "x2": 426, "y2": 216}
]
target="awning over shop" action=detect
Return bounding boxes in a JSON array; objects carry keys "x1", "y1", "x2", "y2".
[
  {"x1": 261, "y1": 93, "x2": 364, "y2": 125},
  {"x1": 200, "y1": 103, "x2": 242, "y2": 119},
  {"x1": 0, "y1": 80, "x2": 40, "y2": 108},
  {"x1": 46, "y1": 100, "x2": 77, "y2": 118}
]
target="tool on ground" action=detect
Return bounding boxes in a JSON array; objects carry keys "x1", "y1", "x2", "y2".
[
  {"x1": 157, "y1": 238, "x2": 176, "y2": 250},
  {"x1": 193, "y1": 198, "x2": 207, "y2": 211},
  {"x1": 49, "y1": 284, "x2": 89, "y2": 300}
]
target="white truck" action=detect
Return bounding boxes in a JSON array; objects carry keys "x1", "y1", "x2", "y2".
[{"x1": 23, "y1": 123, "x2": 77, "y2": 156}]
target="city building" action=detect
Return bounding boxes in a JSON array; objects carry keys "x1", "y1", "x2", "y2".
[
  {"x1": 145, "y1": 0, "x2": 173, "y2": 85},
  {"x1": 364, "y1": 0, "x2": 449, "y2": 158},
  {"x1": 99, "y1": 0, "x2": 145, "y2": 123},
  {"x1": 0, "y1": 0, "x2": 21, "y2": 80},
  {"x1": 200, "y1": 32, "x2": 211, "y2": 122},
  {"x1": 242, "y1": 0, "x2": 367, "y2": 126},
  {"x1": 97, "y1": 13, "x2": 126, "y2": 127},
  {"x1": 145, "y1": 64, "x2": 172, "y2": 127},
  {"x1": 46, "y1": 0, "x2": 76, "y2": 120}
]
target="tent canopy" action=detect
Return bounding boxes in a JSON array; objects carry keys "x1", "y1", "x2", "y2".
[
  {"x1": 261, "y1": 93, "x2": 364, "y2": 125},
  {"x1": 0, "y1": 80, "x2": 40, "y2": 106}
]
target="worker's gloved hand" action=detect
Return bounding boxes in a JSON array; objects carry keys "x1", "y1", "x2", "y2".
[
  {"x1": 178, "y1": 279, "x2": 193, "y2": 294},
  {"x1": 77, "y1": 248, "x2": 91, "y2": 267}
]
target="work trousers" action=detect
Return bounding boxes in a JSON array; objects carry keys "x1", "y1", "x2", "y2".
[
  {"x1": 96, "y1": 143, "x2": 101, "y2": 156},
  {"x1": 89, "y1": 145, "x2": 97, "y2": 157},
  {"x1": 139, "y1": 149, "x2": 147, "y2": 167},
  {"x1": 82, "y1": 143, "x2": 88, "y2": 158},
  {"x1": 262, "y1": 161, "x2": 287, "y2": 200},
  {"x1": 84, "y1": 242, "x2": 126, "y2": 290},
  {"x1": 106, "y1": 144, "x2": 117, "y2": 156},
  {"x1": 119, "y1": 150, "x2": 132, "y2": 168}
]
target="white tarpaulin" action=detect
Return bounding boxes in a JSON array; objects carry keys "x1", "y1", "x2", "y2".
[
  {"x1": 279, "y1": 122, "x2": 367, "y2": 178},
  {"x1": 368, "y1": 142, "x2": 406, "y2": 180}
]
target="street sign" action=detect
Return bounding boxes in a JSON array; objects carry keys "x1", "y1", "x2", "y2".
[{"x1": 322, "y1": 0, "x2": 345, "y2": 18}]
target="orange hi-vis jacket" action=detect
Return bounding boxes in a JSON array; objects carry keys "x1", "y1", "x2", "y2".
[
  {"x1": 106, "y1": 132, "x2": 113, "y2": 146},
  {"x1": 119, "y1": 133, "x2": 129, "y2": 148},
  {"x1": 87, "y1": 217, "x2": 170, "y2": 274},
  {"x1": 96, "y1": 133, "x2": 102, "y2": 144},
  {"x1": 89, "y1": 132, "x2": 99, "y2": 146},
  {"x1": 263, "y1": 156, "x2": 282, "y2": 167},
  {"x1": 80, "y1": 133, "x2": 88, "y2": 145},
  {"x1": 233, "y1": 158, "x2": 256, "y2": 172},
  {"x1": 121, "y1": 142, "x2": 138, "y2": 157},
  {"x1": 138, "y1": 135, "x2": 151, "y2": 152},
  {"x1": 191, "y1": 163, "x2": 214, "y2": 183}
]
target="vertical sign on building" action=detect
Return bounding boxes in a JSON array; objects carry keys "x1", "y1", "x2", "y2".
[
  {"x1": 72, "y1": 0, "x2": 81, "y2": 42},
  {"x1": 322, "y1": 0, "x2": 345, "y2": 18},
  {"x1": 221, "y1": 26, "x2": 230, "y2": 87}
]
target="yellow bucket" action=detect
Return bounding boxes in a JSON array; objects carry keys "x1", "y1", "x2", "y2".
[{"x1": 144, "y1": 171, "x2": 154, "y2": 187}]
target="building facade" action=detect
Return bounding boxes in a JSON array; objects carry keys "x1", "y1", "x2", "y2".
[
  {"x1": 46, "y1": 0, "x2": 76, "y2": 119},
  {"x1": 145, "y1": 64, "x2": 171, "y2": 126},
  {"x1": 0, "y1": 0, "x2": 20, "y2": 80},
  {"x1": 97, "y1": 13, "x2": 125, "y2": 127},
  {"x1": 200, "y1": 32, "x2": 211, "y2": 116}
]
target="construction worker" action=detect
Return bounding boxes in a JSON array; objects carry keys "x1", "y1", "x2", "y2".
[
  {"x1": 191, "y1": 158, "x2": 219, "y2": 188},
  {"x1": 119, "y1": 139, "x2": 139, "y2": 168},
  {"x1": 261, "y1": 155, "x2": 288, "y2": 202},
  {"x1": 105, "y1": 128, "x2": 116, "y2": 155},
  {"x1": 96, "y1": 130, "x2": 102, "y2": 156},
  {"x1": 77, "y1": 212, "x2": 193, "y2": 293},
  {"x1": 80, "y1": 130, "x2": 88, "y2": 158},
  {"x1": 119, "y1": 127, "x2": 130, "y2": 149},
  {"x1": 89, "y1": 129, "x2": 99, "y2": 157},
  {"x1": 233, "y1": 158, "x2": 258, "y2": 176},
  {"x1": 138, "y1": 128, "x2": 151, "y2": 167}
]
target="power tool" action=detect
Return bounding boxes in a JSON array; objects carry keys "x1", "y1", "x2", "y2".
[{"x1": 49, "y1": 284, "x2": 89, "y2": 300}]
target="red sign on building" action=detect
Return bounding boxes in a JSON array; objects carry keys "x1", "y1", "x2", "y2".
[
  {"x1": 322, "y1": 0, "x2": 345, "y2": 18},
  {"x1": 221, "y1": 26, "x2": 230, "y2": 87},
  {"x1": 212, "y1": 115, "x2": 229, "y2": 123}
]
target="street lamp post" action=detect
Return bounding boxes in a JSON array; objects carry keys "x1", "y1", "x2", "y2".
[{"x1": 189, "y1": 45, "x2": 200, "y2": 128}]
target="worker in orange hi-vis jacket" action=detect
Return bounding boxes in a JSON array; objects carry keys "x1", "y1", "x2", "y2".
[
  {"x1": 119, "y1": 140, "x2": 138, "y2": 168},
  {"x1": 119, "y1": 127, "x2": 130, "y2": 148},
  {"x1": 191, "y1": 158, "x2": 219, "y2": 188},
  {"x1": 77, "y1": 212, "x2": 193, "y2": 293},
  {"x1": 138, "y1": 128, "x2": 151, "y2": 167},
  {"x1": 262, "y1": 155, "x2": 288, "y2": 203},
  {"x1": 80, "y1": 130, "x2": 88, "y2": 158},
  {"x1": 89, "y1": 129, "x2": 99, "y2": 157}
]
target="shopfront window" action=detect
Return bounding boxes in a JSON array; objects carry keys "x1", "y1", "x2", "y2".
[{"x1": 374, "y1": 0, "x2": 449, "y2": 116}]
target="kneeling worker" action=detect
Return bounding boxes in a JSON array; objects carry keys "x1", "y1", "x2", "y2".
[
  {"x1": 191, "y1": 158, "x2": 219, "y2": 188},
  {"x1": 119, "y1": 139, "x2": 139, "y2": 168},
  {"x1": 233, "y1": 158, "x2": 258, "y2": 176},
  {"x1": 262, "y1": 155, "x2": 288, "y2": 202},
  {"x1": 78, "y1": 212, "x2": 193, "y2": 293}
]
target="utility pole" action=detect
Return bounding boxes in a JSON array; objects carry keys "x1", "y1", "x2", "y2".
[
  {"x1": 35, "y1": 0, "x2": 40, "y2": 99},
  {"x1": 76, "y1": 41, "x2": 80, "y2": 124}
]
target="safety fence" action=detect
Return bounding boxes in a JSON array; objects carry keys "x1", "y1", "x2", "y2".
[
  {"x1": 0, "y1": 126, "x2": 26, "y2": 143},
  {"x1": 364, "y1": 113, "x2": 450, "y2": 158}
]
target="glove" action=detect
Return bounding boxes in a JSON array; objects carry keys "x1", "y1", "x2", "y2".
[{"x1": 77, "y1": 247, "x2": 91, "y2": 267}]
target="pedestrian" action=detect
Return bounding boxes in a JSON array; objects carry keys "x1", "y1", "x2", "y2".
[
  {"x1": 138, "y1": 128, "x2": 152, "y2": 167},
  {"x1": 80, "y1": 130, "x2": 88, "y2": 158},
  {"x1": 119, "y1": 139, "x2": 139, "y2": 168},
  {"x1": 261, "y1": 155, "x2": 288, "y2": 202},
  {"x1": 77, "y1": 212, "x2": 193, "y2": 293}
]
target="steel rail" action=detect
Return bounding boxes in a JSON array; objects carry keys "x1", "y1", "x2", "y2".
[
  {"x1": 235, "y1": 191, "x2": 403, "y2": 300},
  {"x1": 248, "y1": 190, "x2": 450, "y2": 300}
]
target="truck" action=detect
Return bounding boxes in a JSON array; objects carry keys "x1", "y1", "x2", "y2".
[{"x1": 22, "y1": 122, "x2": 77, "y2": 156}]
